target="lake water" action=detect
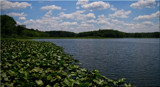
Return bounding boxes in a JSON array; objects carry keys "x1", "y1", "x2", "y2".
[{"x1": 35, "y1": 39, "x2": 160, "y2": 87}]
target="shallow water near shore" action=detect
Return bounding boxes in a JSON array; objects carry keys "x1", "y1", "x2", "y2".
[{"x1": 35, "y1": 38, "x2": 160, "y2": 87}]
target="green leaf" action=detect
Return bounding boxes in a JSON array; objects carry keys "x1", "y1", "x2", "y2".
[
  {"x1": 53, "y1": 83, "x2": 60, "y2": 87},
  {"x1": 47, "y1": 75, "x2": 52, "y2": 80},
  {"x1": 2, "y1": 73, "x2": 7, "y2": 78},
  {"x1": 64, "y1": 78, "x2": 71, "y2": 86},
  {"x1": 56, "y1": 75, "x2": 61, "y2": 80},
  {"x1": 4, "y1": 77, "x2": 9, "y2": 81},
  {"x1": 46, "y1": 84, "x2": 51, "y2": 87},
  {"x1": 35, "y1": 80, "x2": 43, "y2": 86}
]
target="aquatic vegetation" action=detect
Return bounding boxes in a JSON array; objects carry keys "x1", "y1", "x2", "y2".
[{"x1": 1, "y1": 40, "x2": 132, "y2": 87}]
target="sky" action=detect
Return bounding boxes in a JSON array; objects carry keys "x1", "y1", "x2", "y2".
[{"x1": 1, "y1": 0, "x2": 160, "y2": 33}]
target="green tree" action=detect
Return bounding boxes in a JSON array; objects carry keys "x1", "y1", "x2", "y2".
[{"x1": 1, "y1": 15, "x2": 17, "y2": 37}]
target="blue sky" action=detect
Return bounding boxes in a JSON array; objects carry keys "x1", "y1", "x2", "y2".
[{"x1": 1, "y1": 0, "x2": 160, "y2": 33}]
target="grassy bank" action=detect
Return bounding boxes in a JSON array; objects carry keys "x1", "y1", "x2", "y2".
[{"x1": 1, "y1": 40, "x2": 132, "y2": 87}]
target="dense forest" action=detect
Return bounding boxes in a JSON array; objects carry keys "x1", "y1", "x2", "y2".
[{"x1": 1, "y1": 15, "x2": 160, "y2": 38}]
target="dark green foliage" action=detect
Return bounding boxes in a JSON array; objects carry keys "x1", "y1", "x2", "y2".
[
  {"x1": 46, "y1": 31, "x2": 76, "y2": 37},
  {"x1": 1, "y1": 40, "x2": 132, "y2": 87},
  {"x1": 21, "y1": 29, "x2": 49, "y2": 37},
  {"x1": 77, "y1": 29, "x2": 160, "y2": 38},
  {"x1": 77, "y1": 29, "x2": 126, "y2": 38},
  {"x1": 1, "y1": 15, "x2": 17, "y2": 36}
]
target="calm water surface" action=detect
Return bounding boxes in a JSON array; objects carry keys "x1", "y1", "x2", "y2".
[{"x1": 35, "y1": 39, "x2": 160, "y2": 87}]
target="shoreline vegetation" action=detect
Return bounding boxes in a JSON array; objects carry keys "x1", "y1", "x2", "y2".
[{"x1": 1, "y1": 40, "x2": 132, "y2": 87}]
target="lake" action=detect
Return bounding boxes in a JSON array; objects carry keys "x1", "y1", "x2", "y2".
[{"x1": 35, "y1": 38, "x2": 160, "y2": 87}]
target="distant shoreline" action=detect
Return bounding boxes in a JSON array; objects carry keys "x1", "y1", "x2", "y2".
[{"x1": 2, "y1": 37, "x2": 160, "y2": 40}]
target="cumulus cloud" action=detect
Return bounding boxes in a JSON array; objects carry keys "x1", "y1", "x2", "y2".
[
  {"x1": 76, "y1": 6, "x2": 80, "y2": 9},
  {"x1": 109, "y1": 19, "x2": 158, "y2": 32},
  {"x1": 130, "y1": 0, "x2": 156, "y2": 9},
  {"x1": 41, "y1": 5, "x2": 61, "y2": 10},
  {"x1": 86, "y1": 13, "x2": 96, "y2": 18},
  {"x1": 86, "y1": 19, "x2": 97, "y2": 23},
  {"x1": 142, "y1": 21, "x2": 154, "y2": 25},
  {"x1": 24, "y1": 16, "x2": 61, "y2": 31},
  {"x1": 82, "y1": 1, "x2": 110, "y2": 10},
  {"x1": 7, "y1": 12, "x2": 26, "y2": 17},
  {"x1": 131, "y1": 22, "x2": 159, "y2": 32},
  {"x1": 76, "y1": 0, "x2": 89, "y2": 5},
  {"x1": 59, "y1": 10, "x2": 95, "y2": 21},
  {"x1": 80, "y1": 22, "x2": 94, "y2": 27},
  {"x1": 110, "y1": 6, "x2": 117, "y2": 11},
  {"x1": 19, "y1": 17, "x2": 26, "y2": 20},
  {"x1": 109, "y1": 9, "x2": 131, "y2": 18},
  {"x1": 97, "y1": 15, "x2": 111, "y2": 25},
  {"x1": 134, "y1": 11, "x2": 160, "y2": 20},
  {"x1": 60, "y1": 22, "x2": 78, "y2": 26},
  {"x1": 7, "y1": 12, "x2": 27, "y2": 20},
  {"x1": 44, "y1": 10, "x2": 53, "y2": 17},
  {"x1": 1, "y1": 0, "x2": 31, "y2": 10},
  {"x1": 59, "y1": 11, "x2": 85, "y2": 19}
]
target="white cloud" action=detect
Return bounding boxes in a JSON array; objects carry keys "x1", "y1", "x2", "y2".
[
  {"x1": 7, "y1": 12, "x2": 26, "y2": 17},
  {"x1": 76, "y1": 6, "x2": 80, "y2": 9},
  {"x1": 110, "y1": 19, "x2": 159, "y2": 32},
  {"x1": 76, "y1": 0, "x2": 89, "y2": 5},
  {"x1": 142, "y1": 21, "x2": 154, "y2": 25},
  {"x1": 112, "y1": 19, "x2": 123, "y2": 24},
  {"x1": 19, "y1": 17, "x2": 26, "y2": 20},
  {"x1": 97, "y1": 15, "x2": 111, "y2": 25},
  {"x1": 59, "y1": 12, "x2": 73, "y2": 19},
  {"x1": 59, "y1": 10, "x2": 95, "y2": 21},
  {"x1": 82, "y1": 1, "x2": 110, "y2": 10},
  {"x1": 110, "y1": 5, "x2": 117, "y2": 11},
  {"x1": 110, "y1": 7, "x2": 117, "y2": 11},
  {"x1": 7, "y1": 12, "x2": 27, "y2": 20},
  {"x1": 130, "y1": 0, "x2": 156, "y2": 9},
  {"x1": 109, "y1": 9, "x2": 131, "y2": 18},
  {"x1": 44, "y1": 10, "x2": 53, "y2": 17},
  {"x1": 60, "y1": 22, "x2": 78, "y2": 26},
  {"x1": 131, "y1": 22, "x2": 159, "y2": 32},
  {"x1": 134, "y1": 11, "x2": 160, "y2": 20},
  {"x1": 1, "y1": 0, "x2": 31, "y2": 10},
  {"x1": 24, "y1": 16, "x2": 61, "y2": 31},
  {"x1": 41, "y1": 5, "x2": 61, "y2": 10},
  {"x1": 59, "y1": 11, "x2": 85, "y2": 19},
  {"x1": 80, "y1": 22, "x2": 93, "y2": 27},
  {"x1": 86, "y1": 13, "x2": 96, "y2": 19},
  {"x1": 86, "y1": 19, "x2": 97, "y2": 23}
]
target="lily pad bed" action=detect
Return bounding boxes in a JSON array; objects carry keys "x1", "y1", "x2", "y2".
[{"x1": 1, "y1": 40, "x2": 131, "y2": 87}]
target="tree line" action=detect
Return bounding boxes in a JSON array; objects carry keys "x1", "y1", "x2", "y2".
[{"x1": 1, "y1": 15, "x2": 160, "y2": 38}]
